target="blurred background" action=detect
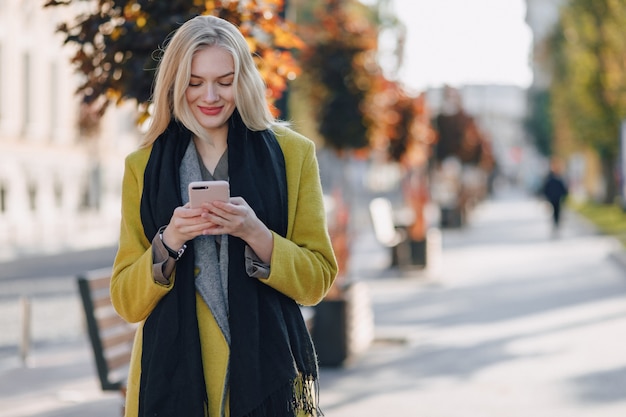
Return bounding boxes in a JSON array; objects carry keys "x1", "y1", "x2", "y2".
[
  {"x1": 1, "y1": 0, "x2": 626, "y2": 416},
  {"x1": 2, "y1": 0, "x2": 622, "y2": 261}
]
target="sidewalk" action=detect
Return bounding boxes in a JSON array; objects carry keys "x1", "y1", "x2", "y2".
[
  {"x1": 1, "y1": 187, "x2": 626, "y2": 416},
  {"x1": 0, "y1": 341, "x2": 122, "y2": 417},
  {"x1": 319, "y1": 187, "x2": 626, "y2": 417}
]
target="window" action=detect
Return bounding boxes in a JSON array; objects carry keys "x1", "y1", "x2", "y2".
[
  {"x1": 22, "y1": 52, "x2": 31, "y2": 132},
  {"x1": 79, "y1": 167, "x2": 101, "y2": 211},
  {"x1": 54, "y1": 178, "x2": 63, "y2": 208},
  {"x1": 0, "y1": 182, "x2": 6, "y2": 214},
  {"x1": 27, "y1": 182, "x2": 37, "y2": 211},
  {"x1": 50, "y1": 61, "x2": 58, "y2": 134}
]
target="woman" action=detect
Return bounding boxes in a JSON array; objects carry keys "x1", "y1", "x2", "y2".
[{"x1": 110, "y1": 15, "x2": 338, "y2": 417}]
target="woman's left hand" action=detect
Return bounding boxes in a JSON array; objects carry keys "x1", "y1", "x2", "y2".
[{"x1": 200, "y1": 197, "x2": 273, "y2": 263}]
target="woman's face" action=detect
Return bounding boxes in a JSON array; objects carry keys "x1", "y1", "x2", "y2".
[{"x1": 186, "y1": 46, "x2": 236, "y2": 135}]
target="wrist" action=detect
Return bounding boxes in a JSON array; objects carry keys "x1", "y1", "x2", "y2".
[
  {"x1": 158, "y1": 225, "x2": 187, "y2": 261},
  {"x1": 246, "y1": 224, "x2": 273, "y2": 264}
]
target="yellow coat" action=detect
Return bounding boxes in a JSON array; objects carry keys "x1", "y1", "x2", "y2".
[{"x1": 110, "y1": 126, "x2": 338, "y2": 416}]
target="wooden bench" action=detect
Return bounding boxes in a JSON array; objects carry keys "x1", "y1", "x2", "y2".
[
  {"x1": 77, "y1": 268, "x2": 135, "y2": 399},
  {"x1": 369, "y1": 197, "x2": 411, "y2": 268},
  {"x1": 77, "y1": 268, "x2": 315, "y2": 398}
]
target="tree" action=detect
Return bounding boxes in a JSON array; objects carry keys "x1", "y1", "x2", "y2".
[
  {"x1": 435, "y1": 87, "x2": 494, "y2": 169},
  {"x1": 367, "y1": 78, "x2": 437, "y2": 241},
  {"x1": 548, "y1": 0, "x2": 626, "y2": 203},
  {"x1": 293, "y1": 0, "x2": 381, "y2": 302},
  {"x1": 44, "y1": 0, "x2": 304, "y2": 126},
  {"x1": 299, "y1": 0, "x2": 379, "y2": 152},
  {"x1": 525, "y1": 89, "x2": 553, "y2": 156}
]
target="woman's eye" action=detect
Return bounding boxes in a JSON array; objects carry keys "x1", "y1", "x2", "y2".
[
  {"x1": 189, "y1": 78, "x2": 202, "y2": 87},
  {"x1": 218, "y1": 82, "x2": 232, "y2": 87}
]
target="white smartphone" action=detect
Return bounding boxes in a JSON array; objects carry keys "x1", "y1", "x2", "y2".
[{"x1": 188, "y1": 180, "x2": 230, "y2": 209}]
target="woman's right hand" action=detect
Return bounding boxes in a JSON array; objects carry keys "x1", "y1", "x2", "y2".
[{"x1": 160, "y1": 203, "x2": 216, "y2": 250}]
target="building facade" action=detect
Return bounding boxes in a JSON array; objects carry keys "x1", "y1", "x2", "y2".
[
  {"x1": 525, "y1": 0, "x2": 567, "y2": 90},
  {"x1": 0, "y1": 0, "x2": 139, "y2": 261}
]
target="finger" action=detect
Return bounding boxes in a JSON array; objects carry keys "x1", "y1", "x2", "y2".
[
  {"x1": 171, "y1": 207, "x2": 214, "y2": 236},
  {"x1": 227, "y1": 196, "x2": 247, "y2": 206},
  {"x1": 179, "y1": 220, "x2": 220, "y2": 240},
  {"x1": 203, "y1": 201, "x2": 232, "y2": 218},
  {"x1": 201, "y1": 210, "x2": 229, "y2": 226},
  {"x1": 211, "y1": 199, "x2": 247, "y2": 217},
  {"x1": 176, "y1": 206, "x2": 205, "y2": 219}
]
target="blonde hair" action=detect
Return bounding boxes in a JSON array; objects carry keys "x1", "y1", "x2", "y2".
[{"x1": 141, "y1": 15, "x2": 276, "y2": 147}]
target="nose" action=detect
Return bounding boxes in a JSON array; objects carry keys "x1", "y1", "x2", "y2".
[{"x1": 203, "y1": 84, "x2": 219, "y2": 102}]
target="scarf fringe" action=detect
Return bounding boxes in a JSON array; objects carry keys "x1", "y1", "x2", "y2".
[{"x1": 242, "y1": 374, "x2": 323, "y2": 417}]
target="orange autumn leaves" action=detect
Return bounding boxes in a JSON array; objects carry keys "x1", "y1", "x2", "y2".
[{"x1": 203, "y1": 0, "x2": 305, "y2": 114}]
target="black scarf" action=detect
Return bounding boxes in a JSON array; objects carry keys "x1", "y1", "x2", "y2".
[{"x1": 138, "y1": 113, "x2": 319, "y2": 416}]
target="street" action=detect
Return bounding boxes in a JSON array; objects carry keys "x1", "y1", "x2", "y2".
[
  {"x1": 319, "y1": 187, "x2": 626, "y2": 416},
  {"x1": 1, "y1": 186, "x2": 626, "y2": 416},
  {"x1": 0, "y1": 246, "x2": 120, "y2": 417},
  {"x1": 0, "y1": 246, "x2": 117, "y2": 372}
]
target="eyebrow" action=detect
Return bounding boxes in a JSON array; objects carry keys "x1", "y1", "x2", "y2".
[{"x1": 190, "y1": 71, "x2": 235, "y2": 79}]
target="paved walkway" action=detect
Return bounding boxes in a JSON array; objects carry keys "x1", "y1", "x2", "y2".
[
  {"x1": 319, "y1": 187, "x2": 626, "y2": 416},
  {"x1": 1, "y1": 187, "x2": 626, "y2": 416}
]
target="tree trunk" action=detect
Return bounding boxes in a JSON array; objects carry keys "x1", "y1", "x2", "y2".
[{"x1": 601, "y1": 151, "x2": 617, "y2": 204}]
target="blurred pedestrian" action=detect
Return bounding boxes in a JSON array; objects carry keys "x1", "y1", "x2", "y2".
[
  {"x1": 110, "y1": 15, "x2": 337, "y2": 417},
  {"x1": 541, "y1": 158, "x2": 569, "y2": 231}
]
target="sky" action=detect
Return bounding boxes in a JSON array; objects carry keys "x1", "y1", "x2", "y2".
[{"x1": 380, "y1": 0, "x2": 534, "y2": 92}]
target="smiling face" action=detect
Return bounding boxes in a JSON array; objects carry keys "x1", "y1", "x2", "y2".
[{"x1": 185, "y1": 46, "x2": 237, "y2": 137}]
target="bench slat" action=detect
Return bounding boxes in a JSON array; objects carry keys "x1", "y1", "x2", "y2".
[
  {"x1": 98, "y1": 313, "x2": 129, "y2": 329},
  {"x1": 92, "y1": 294, "x2": 113, "y2": 309},
  {"x1": 369, "y1": 198, "x2": 411, "y2": 268},
  {"x1": 77, "y1": 270, "x2": 134, "y2": 394},
  {"x1": 369, "y1": 197, "x2": 404, "y2": 247},
  {"x1": 101, "y1": 329, "x2": 135, "y2": 350},
  {"x1": 88, "y1": 274, "x2": 113, "y2": 290},
  {"x1": 106, "y1": 350, "x2": 132, "y2": 371}
]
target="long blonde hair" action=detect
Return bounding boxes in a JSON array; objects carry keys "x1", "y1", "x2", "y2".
[{"x1": 141, "y1": 15, "x2": 276, "y2": 147}]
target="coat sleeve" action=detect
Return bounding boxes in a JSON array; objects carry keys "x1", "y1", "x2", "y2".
[
  {"x1": 261, "y1": 132, "x2": 338, "y2": 306},
  {"x1": 110, "y1": 148, "x2": 174, "y2": 323}
]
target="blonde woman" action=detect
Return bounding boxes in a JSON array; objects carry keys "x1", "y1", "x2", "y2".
[{"x1": 111, "y1": 15, "x2": 337, "y2": 416}]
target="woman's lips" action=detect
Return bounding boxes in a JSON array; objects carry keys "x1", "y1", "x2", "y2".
[{"x1": 199, "y1": 106, "x2": 222, "y2": 116}]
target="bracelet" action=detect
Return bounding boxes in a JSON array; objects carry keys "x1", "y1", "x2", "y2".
[{"x1": 158, "y1": 226, "x2": 186, "y2": 261}]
